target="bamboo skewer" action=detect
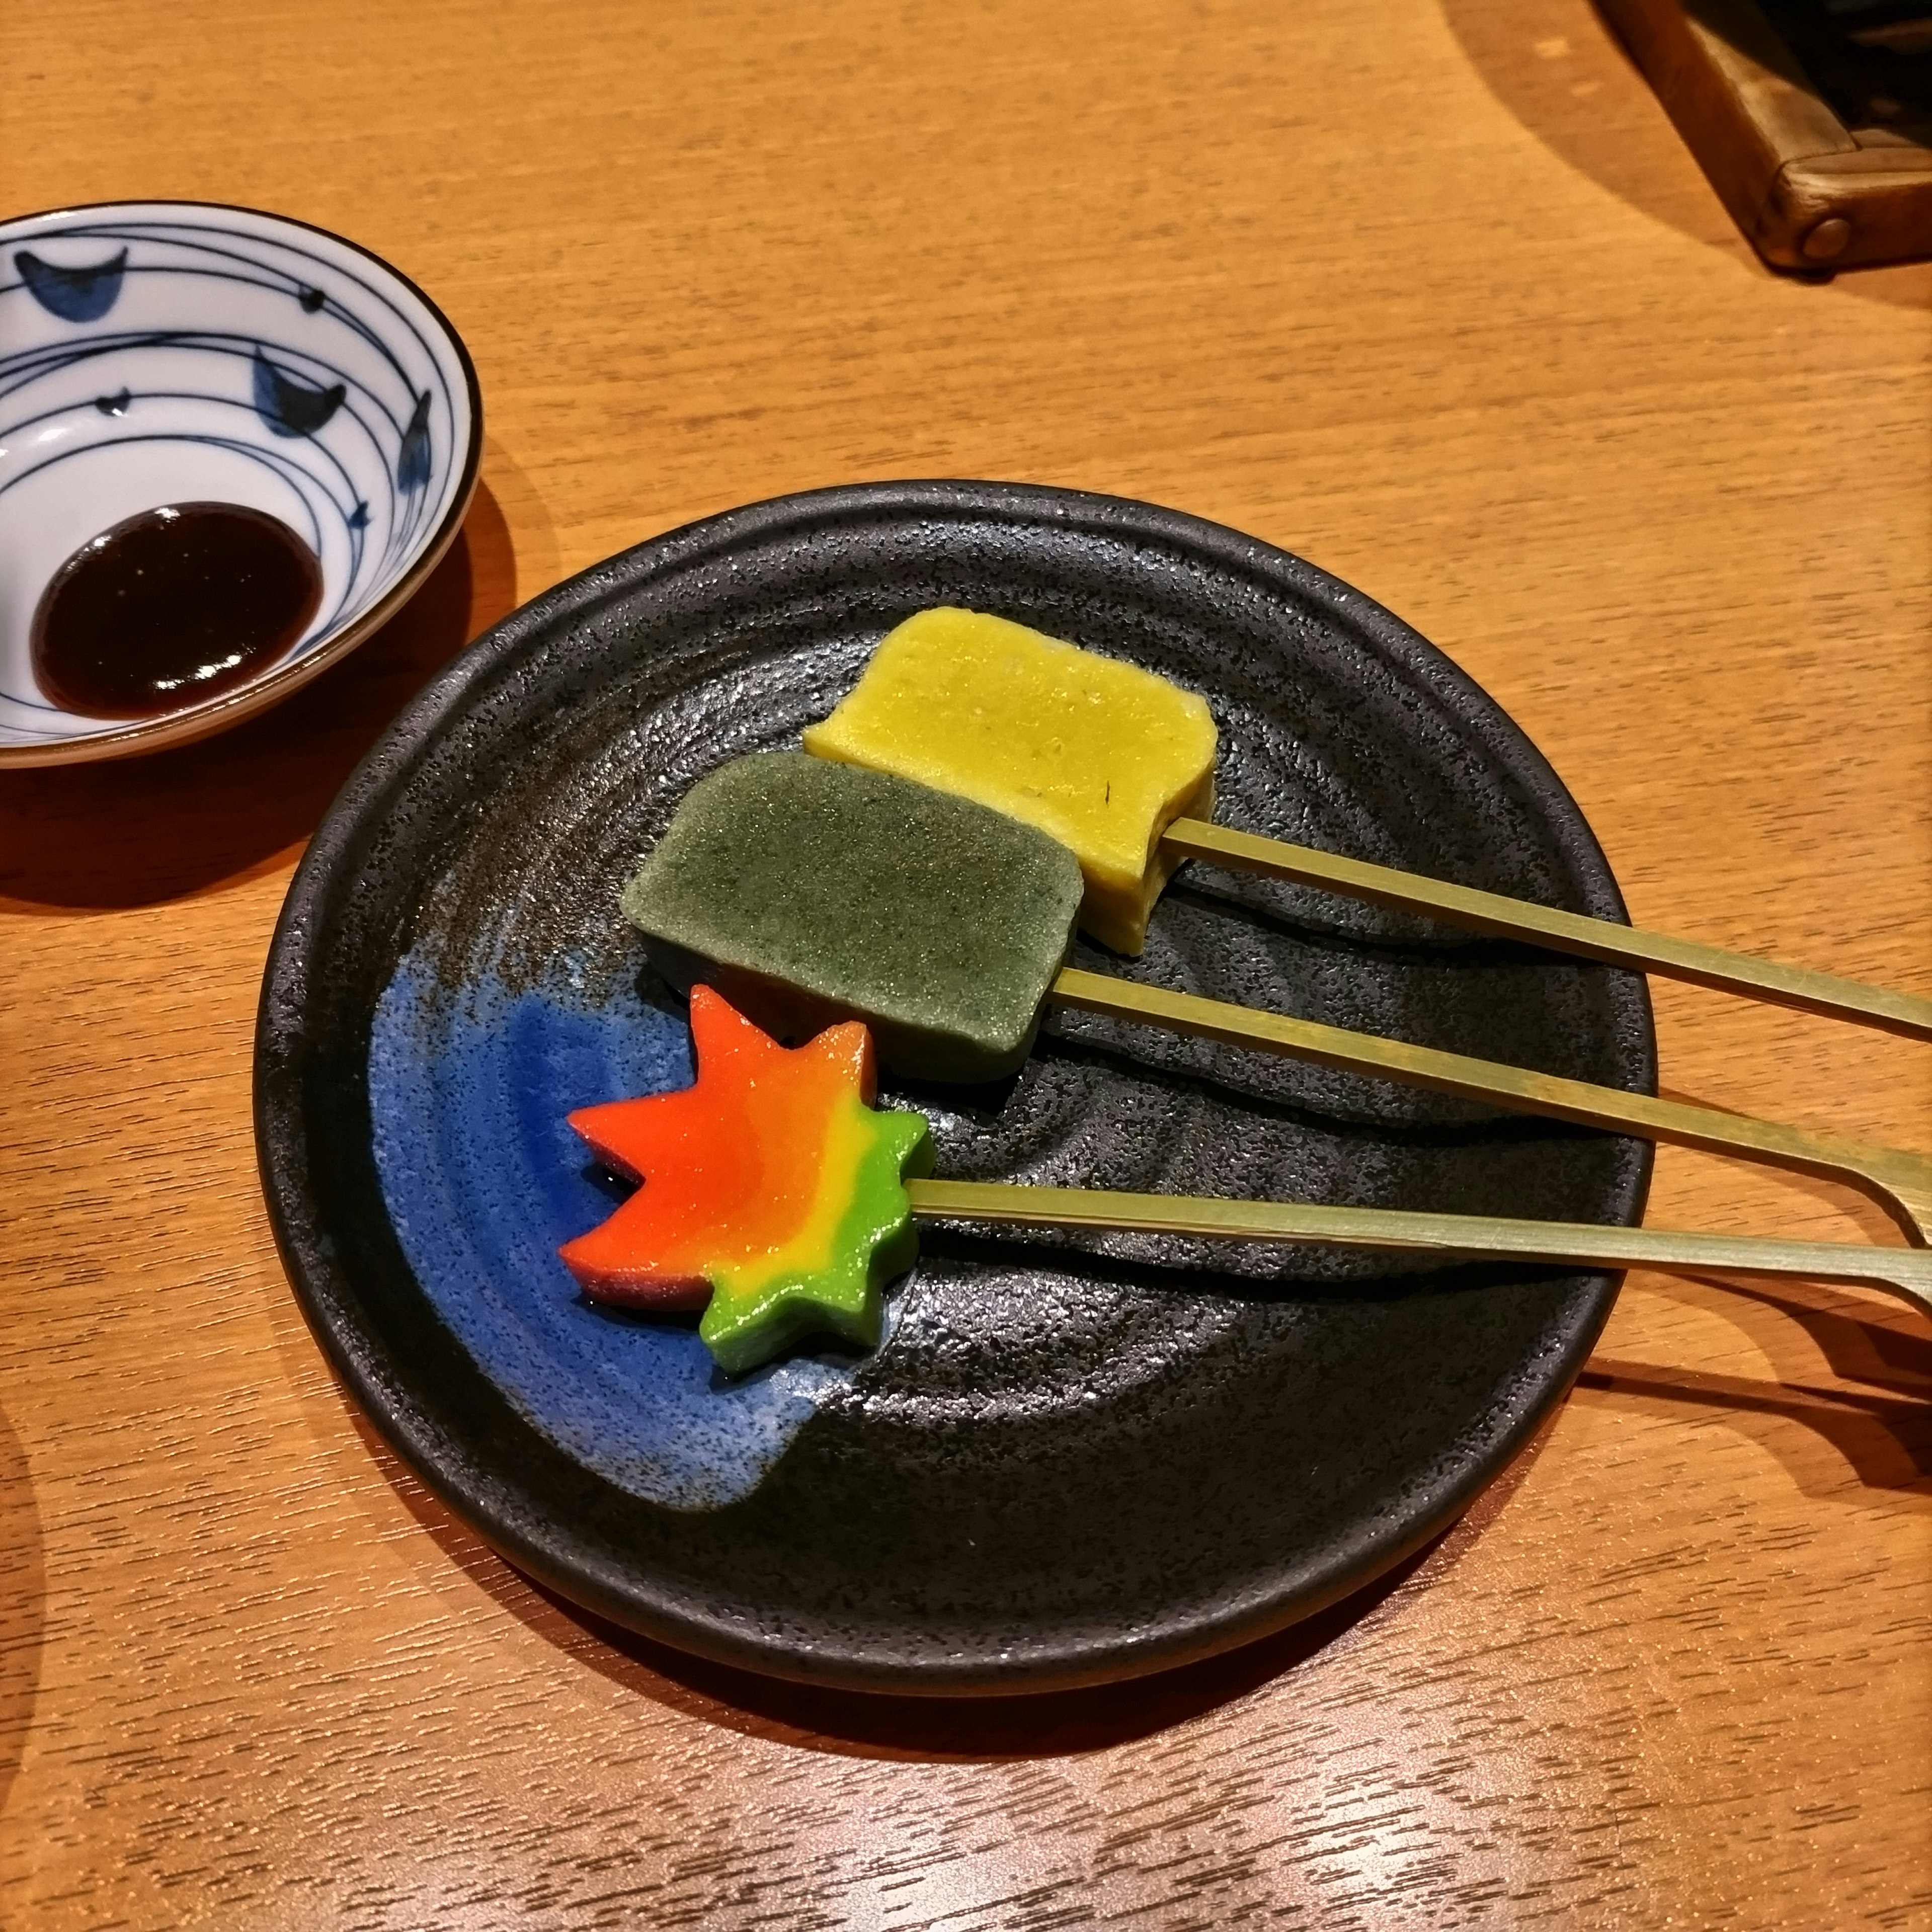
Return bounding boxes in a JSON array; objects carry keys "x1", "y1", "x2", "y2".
[
  {"x1": 1045, "y1": 969, "x2": 1932, "y2": 1246},
  {"x1": 1162, "y1": 819, "x2": 1932, "y2": 1042},
  {"x1": 906, "y1": 1180, "x2": 1932, "y2": 1318}
]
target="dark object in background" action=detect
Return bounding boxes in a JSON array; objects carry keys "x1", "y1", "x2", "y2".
[{"x1": 1601, "y1": 0, "x2": 1932, "y2": 268}]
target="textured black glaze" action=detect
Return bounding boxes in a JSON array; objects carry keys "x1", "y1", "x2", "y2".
[{"x1": 255, "y1": 480, "x2": 1656, "y2": 1696}]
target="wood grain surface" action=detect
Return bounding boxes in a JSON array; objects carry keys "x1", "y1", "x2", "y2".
[{"x1": 2, "y1": 0, "x2": 1928, "y2": 1924}]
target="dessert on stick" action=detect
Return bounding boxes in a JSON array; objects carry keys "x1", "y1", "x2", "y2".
[
  {"x1": 806, "y1": 607, "x2": 1932, "y2": 1039},
  {"x1": 619, "y1": 751, "x2": 1931, "y2": 1239},
  {"x1": 559, "y1": 992, "x2": 1932, "y2": 1375},
  {"x1": 802, "y1": 607, "x2": 1216, "y2": 956},
  {"x1": 560, "y1": 986, "x2": 932, "y2": 1374}
]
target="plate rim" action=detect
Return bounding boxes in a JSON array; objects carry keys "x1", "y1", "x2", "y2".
[{"x1": 255, "y1": 478, "x2": 1656, "y2": 1695}]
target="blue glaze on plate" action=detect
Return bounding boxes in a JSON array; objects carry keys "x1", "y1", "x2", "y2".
[{"x1": 368, "y1": 953, "x2": 875, "y2": 1510}]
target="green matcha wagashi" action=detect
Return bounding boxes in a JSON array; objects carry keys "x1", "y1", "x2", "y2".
[
  {"x1": 620, "y1": 752, "x2": 1084, "y2": 1083},
  {"x1": 614, "y1": 749, "x2": 1386, "y2": 1094}
]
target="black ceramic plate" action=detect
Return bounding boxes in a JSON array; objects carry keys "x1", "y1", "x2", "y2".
[{"x1": 256, "y1": 480, "x2": 1655, "y2": 1696}]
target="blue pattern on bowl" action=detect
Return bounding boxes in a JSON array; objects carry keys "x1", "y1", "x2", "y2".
[
  {"x1": 368, "y1": 952, "x2": 883, "y2": 1510},
  {"x1": 0, "y1": 202, "x2": 479, "y2": 763},
  {"x1": 250, "y1": 346, "x2": 349, "y2": 439},
  {"x1": 16, "y1": 248, "x2": 128, "y2": 323}
]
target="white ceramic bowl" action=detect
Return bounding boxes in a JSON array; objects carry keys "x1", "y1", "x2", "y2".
[{"x1": 0, "y1": 201, "x2": 481, "y2": 765}]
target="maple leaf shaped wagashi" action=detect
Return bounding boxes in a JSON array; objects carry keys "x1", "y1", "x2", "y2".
[{"x1": 560, "y1": 986, "x2": 933, "y2": 1374}]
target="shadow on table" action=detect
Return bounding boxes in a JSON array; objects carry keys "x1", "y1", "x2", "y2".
[
  {"x1": 1580, "y1": 1353, "x2": 1932, "y2": 1493},
  {"x1": 514, "y1": 1543, "x2": 1442, "y2": 1762},
  {"x1": 0, "y1": 1400, "x2": 45, "y2": 1816},
  {"x1": 1436, "y1": 0, "x2": 1932, "y2": 308},
  {"x1": 1654, "y1": 1084, "x2": 1915, "y2": 1251},
  {"x1": 361, "y1": 1405, "x2": 1550, "y2": 1762},
  {"x1": 0, "y1": 479, "x2": 520, "y2": 912},
  {"x1": 1578, "y1": 1268, "x2": 1932, "y2": 1496}
]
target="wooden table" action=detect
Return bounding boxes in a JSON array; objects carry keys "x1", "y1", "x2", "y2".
[{"x1": 4, "y1": 1, "x2": 1928, "y2": 1923}]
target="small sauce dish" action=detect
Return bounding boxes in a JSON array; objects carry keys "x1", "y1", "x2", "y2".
[{"x1": 0, "y1": 200, "x2": 481, "y2": 765}]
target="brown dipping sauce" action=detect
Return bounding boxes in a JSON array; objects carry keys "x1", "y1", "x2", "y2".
[{"x1": 31, "y1": 502, "x2": 323, "y2": 718}]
